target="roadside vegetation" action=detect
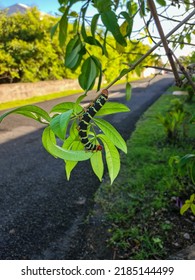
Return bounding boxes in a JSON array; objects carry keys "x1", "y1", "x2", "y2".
[
  {"x1": 94, "y1": 92, "x2": 195, "y2": 259},
  {"x1": 0, "y1": 7, "x2": 156, "y2": 84}
]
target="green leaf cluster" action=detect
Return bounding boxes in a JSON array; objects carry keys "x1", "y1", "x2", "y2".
[
  {"x1": 156, "y1": 98, "x2": 191, "y2": 143},
  {"x1": 51, "y1": 0, "x2": 159, "y2": 91},
  {"x1": 170, "y1": 153, "x2": 195, "y2": 185},
  {"x1": 180, "y1": 194, "x2": 195, "y2": 216},
  {"x1": 0, "y1": 94, "x2": 130, "y2": 184}
]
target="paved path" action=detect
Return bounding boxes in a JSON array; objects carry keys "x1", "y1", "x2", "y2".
[{"x1": 0, "y1": 75, "x2": 174, "y2": 259}]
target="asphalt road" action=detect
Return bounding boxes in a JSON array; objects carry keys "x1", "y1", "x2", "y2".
[{"x1": 0, "y1": 75, "x2": 174, "y2": 259}]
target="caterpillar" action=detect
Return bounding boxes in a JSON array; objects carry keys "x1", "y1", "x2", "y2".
[{"x1": 78, "y1": 89, "x2": 108, "y2": 151}]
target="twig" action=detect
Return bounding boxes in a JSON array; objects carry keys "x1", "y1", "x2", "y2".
[
  {"x1": 143, "y1": 65, "x2": 183, "y2": 74},
  {"x1": 158, "y1": 13, "x2": 195, "y2": 26}
]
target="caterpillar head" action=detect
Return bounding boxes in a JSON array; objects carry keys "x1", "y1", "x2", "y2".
[
  {"x1": 102, "y1": 89, "x2": 108, "y2": 97},
  {"x1": 96, "y1": 145, "x2": 103, "y2": 151}
]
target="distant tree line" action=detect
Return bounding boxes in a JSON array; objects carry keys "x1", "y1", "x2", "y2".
[{"x1": 0, "y1": 7, "x2": 159, "y2": 84}]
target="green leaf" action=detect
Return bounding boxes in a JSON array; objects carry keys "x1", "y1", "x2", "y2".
[
  {"x1": 191, "y1": 161, "x2": 195, "y2": 184},
  {"x1": 81, "y1": 21, "x2": 88, "y2": 42},
  {"x1": 42, "y1": 127, "x2": 93, "y2": 161},
  {"x1": 94, "y1": 118, "x2": 127, "y2": 153},
  {"x1": 90, "y1": 146, "x2": 104, "y2": 181},
  {"x1": 50, "y1": 22, "x2": 59, "y2": 39},
  {"x1": 120, "y1": 11, "x2": 133, "y2": 38},
  {"x1": 65, "y1": 159, "x2": 78, "y2": 180},
  {"x1": 186, "y1": 33, "x2": 191, "y2": 44},
  {"x1": 68, "y1": 11, "x2": 78, "y2": 17},
  {"x1": 126, "y1": 82, "x2": 132, "y2": 101},
  {"x1": 84, "y1": 36, "x2": 103, "y2": 51},
  {"x1": 91, "y1": 55, "x2": 102, "y2": 91},
  {"x1": 135, "y1": 66, "x2": 141, "y2": 77},
  {"x1": 0, "y1": 105, "x2": 51, "y2": 124},
  {"x1": 42, "y1": 125, "x2": 57, "y2": 155},
  {"x1": 119, "y1": 68, "x2": 130, "y2": 78},
  {"x1": 80, "y1": 5, "x2": 88, "y2": 41},
  {"x1": 59, "y1": 8, "x2": 69, "y2": 47},
  {"x1": 65, "y1": 160, "x2": 78, "y2": 180},
  {"x1": 98, "y1": 134, "x2": 120, "y2": 184},
  {"x1": 50, "y1": 102, "x2": 82, "y2": 115},
  {"x1": 78, "y1": 57, "x2": 98, "y2": 91},
  {"x1": 74, "y1": 93, "x2": 87, "y2": 110},
  {"x1": 102, "y1": 30, "x2": 109, "y2": 57},
  {"x1": 156, "y1": 0, "x2": 166, "y2": 6},
  {"x1": 139, "y1": 0, "x2": 146, "y2": 17},
  {"x1": 101, "y1": 10, "x2": 127, "y2": 47},
  {"x1": 72, "y1": 18, "x2": 78, "y2": 33},
  {"x1": 180, "y1": 203, "x2": 190, "y2": 215},
  {"x1": 94, "y1": 0, "x2": 112, "y2": 13},
  {"x1": 50, "y1": 109, "x2": 73, "y2": 140},
  {"x1": 65, "y1": 36, "x2": 84, "y2": 69},
  {"x1": 62, "y1": 135, "x2": 75, "y2": 149},
  {"x1": 191, "y1": 204, "x2": 195, "y2": 215},
  {"x1": 190, "y1": 194, "x2": 195, "y2": 203},
  {"x1": 91, "y1": 14, "x2": 99, "y2": 37},
  {"x1": 127, "y1": 1, "x2": 138, "y2": 16},
  {"x1": 69, "y1": 120, "x2": 79, "y2": 140},
  {"x1": 95, "y1": 102, "x2": 130, "y2": 116},
  {"x1": 179, "y1": 154, "x2": 195, "y2": 169},
  {"x1": 64, "y1": 140, "x2": 84, "y2": 180}
]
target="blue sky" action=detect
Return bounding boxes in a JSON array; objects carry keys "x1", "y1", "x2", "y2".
[{"x1": 0, "y1": 0, "x2": 60, "y2": 14}]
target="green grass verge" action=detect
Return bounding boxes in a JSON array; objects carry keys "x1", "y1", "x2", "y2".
[
  {"x1": 94, "y1": 93, "x2": 195, "y2": 260},
  {"x1": 0, "y1": 89, "x2": 83, "y2": 111}
]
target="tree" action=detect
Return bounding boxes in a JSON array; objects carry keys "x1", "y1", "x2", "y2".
[
  {"x1": 0, "y1": 8, "x2": 68, "y2": 82},
  {"x1": 0, "y1": 0, "x2": 195, "y2": 183}
]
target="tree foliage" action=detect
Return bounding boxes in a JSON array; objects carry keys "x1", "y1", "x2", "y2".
[
  {"x1": 0, "y1": 5, "x2": 157, "y2": 84},
  {"x1": 0, "y1": 8, "x2": 68, "y2": 82}
]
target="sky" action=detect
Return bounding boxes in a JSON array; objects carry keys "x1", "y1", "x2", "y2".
[{"x1": 0, "y1": 1, "x2": 194, "y2": 62}]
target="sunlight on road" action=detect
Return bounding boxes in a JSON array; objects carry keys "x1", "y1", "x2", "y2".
[{"x1": 0, "y1": 126, "x2": 38, "y2": 144}]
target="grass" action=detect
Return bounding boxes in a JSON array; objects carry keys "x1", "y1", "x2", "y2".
[
  {"x1": 0, "y1": 89, "x2": 83, "y2": 111},
  {"x1": 94, "y1": 93, "x2": 195, "y2": 259}
]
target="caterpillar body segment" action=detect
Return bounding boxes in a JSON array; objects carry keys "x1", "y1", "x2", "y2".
[{"x1": 78, "y1": 89, "x2": 108, "y2": 151}]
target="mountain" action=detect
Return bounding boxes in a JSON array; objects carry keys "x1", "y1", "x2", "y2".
[
  {"x1": 5, "y1": 3, "x2": 30, "y2": 15},
  {"x1": 2, "y1": 3, "x2": 47, "y2": 17}
]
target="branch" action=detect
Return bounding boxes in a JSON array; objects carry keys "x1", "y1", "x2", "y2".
[
  {"x1": 104, "y1": 8, "x2": 195, "y2": 90},
  {"x1": 147, "y1": 0, "x2": 181, "y2": 86}
]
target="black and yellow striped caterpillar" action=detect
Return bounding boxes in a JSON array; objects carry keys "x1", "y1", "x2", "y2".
[{"x1": 78, "y1": 89, "x2": 108, "y2": 151}]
